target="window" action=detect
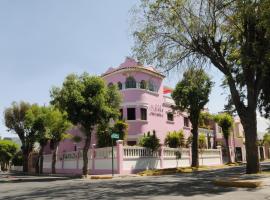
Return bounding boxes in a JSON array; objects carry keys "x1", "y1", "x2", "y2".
[
  {"x1": 127, "y1": 108, "x2": 136, "y2": 120},
  {"x1": 140, "y1": 108, "x2": 147, "y2": 120},
  {"x1": 167, "y1": 112, "x2": 174, "y2": 121},
  {"x1": 184, "y1": 117, "x2": 189, "y2": 127},
  {"x1": 140, "y1": 80, "x2": 147, "y2": 89},
  {"x1": 117, "y1": 82, "x2": 122, "y2": 90},
  {"x1": 125, "y1": 76, "x2": 136, "y2": 89},
  {"x1": 148, "y1": 81, "x2": 154, "y2": 91},
  {"x1": 108, "y1": 82, "x2": 113, "y2": 87},
  {"x1": 119, "y1": 109, "x2": 123, "y2": 120}
]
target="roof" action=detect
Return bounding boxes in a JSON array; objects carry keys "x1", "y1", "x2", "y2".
[{"x1": 101, "y1": 57, "x2": 165, "y2": 78}]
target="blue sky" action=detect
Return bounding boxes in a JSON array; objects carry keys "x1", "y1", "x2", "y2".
[{"x1": 0, "y1": 0, "x2": 268, "y2": 138}]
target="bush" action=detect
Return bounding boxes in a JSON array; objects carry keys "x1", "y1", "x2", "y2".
[
  {"x1": 185, "y1": 134, "x2": 207, "y2": 149},
  {"x1": 139, "y1": 130, "x2": 160, "y2": 152},
  {"x1": 97, "y1": 120, "x2": 128, "y2": 147},
  {"x1": 198, "y1": 134, "x2": 207, "y2": 149},
  {"x1": 165, "y1": 130, "x2": 185, "y2": 148},
  {"x1": 12, "y1": 151, "x2": 23, "y2": 166}
]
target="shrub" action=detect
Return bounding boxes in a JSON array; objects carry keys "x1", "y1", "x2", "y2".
[
  {"x1": 97, "y1": 120, "x2": 128, "y2": 147},
  {"x1": 139, "y1": 130, "x2": 160, "y2": 152},
  {"x1": 186, "y1": 134, "x2": 207, "y2": 149},
  {"x1": 12, "y1": 151, "x2": 23, "y2": 166},
  {"x1": 198, "y1": 134, "x2": 207, "y2": 149},
  {"x1": 165, "y1": 130, "x2": 185, "y2": 148}
]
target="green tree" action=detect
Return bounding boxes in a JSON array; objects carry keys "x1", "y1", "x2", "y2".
[
  {"x1": 199, "y1": 112, "x2": 214, "y2": 130},
  {"x1": 4, "y1": 101, "x2": 33, "y2": 172},
  {"x1": 50, "y1": 73, "x2": 121, "y2": 175},
  {"x1": 25, "y1": 105, "x2": 51, "y2": 174},
  {"x1": 47, "y1": 109, "x2": 71, "y2": 174},
  {"x1": 165, "y1": 130, "x2": 185, "y2": 148},
  {"x1": 97, "y1": 120, "x2": 128, "y2": 148},
  {"x1": 139, "y1": 130, "x2": 160, "y2": 152},
  {"x1": 132, "y1": 0, "x2": 270, "y2": 174},
  {"x1": 263, "y1": 133, "x2": 270, "y2": 145},
  {"x1": 0, "y1": 140, "x2": 19, "y2": 171},
  {"x1": 12, "y1": 151, "x2": 23, "y2": 166},
  {"x1": 214, "y1": 113, "x2": 234, "y2": 163},
  {"x1": 172, "y1": 68, "x2": 212, "y2": 167}
]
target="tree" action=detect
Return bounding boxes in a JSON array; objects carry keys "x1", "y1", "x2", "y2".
[
  {"x1": 132, "y1": 0, "x2": 270, "y2": 173},
  {"x1": 139, "y1": 130, "x2": 161, "y2": 152},
  {"x1": 0, "y1": 140, "x2": 19, "y2": 171},
  {"x1": 47, "y1": 109, "x2": 71, "y2": 174},
  {"x1": 214, "y1": 113, "x2": 234, "y2": 163},
  {"x1": 50, "y1": 73, "x2": 121, "y2": 175},
  {"x1": 199, "y1": 112, "x2": 214, "y2": 129},
  {"x1": 172, "y1": 68, "x2": 212, "y2": 167},
  {"x1": 25, "y1": 105, "x2": 50, "y2": 174},
  {"x1": 4, "y1": 101, "x2": 34, "y2": 172},
  {"x1": 165, "y1": 130, "x2": 185, "y2": 148},
  {"x1": 262, "y1": 132, "x2": 270, "y2": 148},
  {"x1": 97, "y1": 120, "x2": 128, "y2": 148}
]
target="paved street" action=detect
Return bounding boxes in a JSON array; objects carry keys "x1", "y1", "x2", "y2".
[{"x1": 1, "y1": 164, "x2": 270, "y2": 200}]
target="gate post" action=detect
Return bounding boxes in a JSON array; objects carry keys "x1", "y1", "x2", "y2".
[{"x1": 116, "y1": 140, "x2": 123, "y2": 174}]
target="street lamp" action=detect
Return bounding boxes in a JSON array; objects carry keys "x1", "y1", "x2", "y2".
[{"x1": 109, "y1": 118, "x2": 115, "y2": 177}]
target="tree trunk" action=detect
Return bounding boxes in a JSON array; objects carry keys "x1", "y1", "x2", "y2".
[
  {"x1": 51, "y1": 145, "x2": 58, "y2": 174},
  {"x1": 191, "y1": 122, "x2": 199, "y2": 168},
  {"x1": 22, "y1": 151, "x2": 29, "y2": 172},
  {"x1": 225, "y1": 138, "x2": 232, "y2": 164},
  {"x1": 241, "y1": 110, "x2": 260, "y2": 174},
  {"x1": 39, "y1": 145, "x2": 45, "y2": 174},
  {"x1": 82, "y1": 134, "x2": 91, "y2": 176}
]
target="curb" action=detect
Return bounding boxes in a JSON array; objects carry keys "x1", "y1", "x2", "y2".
[
  {"x1": 213, "y1": 179, "x2": 263, "y2": 188},
  {"x1": 90, "y1": 176, "x2": 113, "y2": 180}
]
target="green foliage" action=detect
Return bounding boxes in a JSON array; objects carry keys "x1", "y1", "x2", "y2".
[
  {"x1": 50, "y1": 73, "x2": 122, "y2": 133},
  {"x1": 198, "y1": 134, "x2": 207, "y2": 149},
  {"x1": 172, "y1": 68, "x2": 213, "y2": 118},
  {"x1": 199, "y1": 112, "x2": 214, "y2": 129},
  {"x1": 165, "y1": 130, "x2": 185, "y2": 148},
  {"x1": 263, "y1": 133, "x2": 270, "y2": 145},
  {"x1": 50, "y1": 73, "x2": 122, "y2": 174},
  {"x1": 0, "y1": 140, "x2": 19, "y2": 168},
  {"x1": 25, "y1": 105, "x2": 51, "y2": 147},
  {"x1": 97, "y1": 120, "x2": 128, "y2": 147},
  {"x1": 112, "y1": 120, "x2": 128, "y2": 142},
  {"x1": 186, "y1": 134, "x2": 206, "y2": 149},
  {"x1": 214, "y1": 113, "x2": 233, "y2": 140},
  {"x1": 12, "y1": 151, "x2": 23, "y2": 166},
  {"x1": 132, "y1": 0, "x2": 270, "y2": 172},
  {"x1": 139, "y1": 130, "x2": 160, "y2": 152},
  {"x1": 4, "y1": 101, "x2": 33, "y2": 171}
]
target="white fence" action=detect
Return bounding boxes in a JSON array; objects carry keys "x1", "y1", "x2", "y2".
[{"x1": 43, "y1": 142, "x2": 222, "y2": 175}]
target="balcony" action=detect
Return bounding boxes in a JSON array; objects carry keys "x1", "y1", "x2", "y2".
[{"x1": 198, "y1": 128, "x2": 214, "y2": 137}]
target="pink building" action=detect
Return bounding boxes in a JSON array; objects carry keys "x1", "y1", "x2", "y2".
[
  {"x1": 102, "y1": 57, "x2": 192, "y2": 145},
  {"x1": 49, "y1": 58, "x2": 194, "y2": 154}
]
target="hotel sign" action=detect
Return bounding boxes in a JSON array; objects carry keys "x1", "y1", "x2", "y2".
[{"x1": 149, "y1": 104, "x2": 163, "y2": 117}]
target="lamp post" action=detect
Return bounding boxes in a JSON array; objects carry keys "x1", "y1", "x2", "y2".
[{"x1": 109, "y1": 118, "x2": 115, "y2": 177}]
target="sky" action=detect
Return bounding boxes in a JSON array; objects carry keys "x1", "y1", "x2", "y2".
[{"x1": 0, "y1": 0, "x2": 269, "y2": 138}]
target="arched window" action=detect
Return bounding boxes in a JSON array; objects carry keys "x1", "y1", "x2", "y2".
[
  {"x1": 125, "y1": 76, "x2": 136, "y2": 89},
  {"x1": 117, "y1": 82, "x2": 122, "y2": 90},
  {"x1": 140, "y1": 80, "x2": 147, "y2": 89},
  {"x1": 148, "y1": 81, "x2": 155, "y2": 92}
]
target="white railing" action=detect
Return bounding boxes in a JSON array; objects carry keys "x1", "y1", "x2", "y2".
[
  {"x1": 95, "y1": 147, "x2": 116, "y2": 158},
  {"x1": 163, "y1": 147, "x2": 189, "y2": 158},
  {"x1": 199, "y1": 149, "x2": 221, "y2": 158},
  {"x1": 123, "y1": 146, "x2": 159, "y2": 158}
]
